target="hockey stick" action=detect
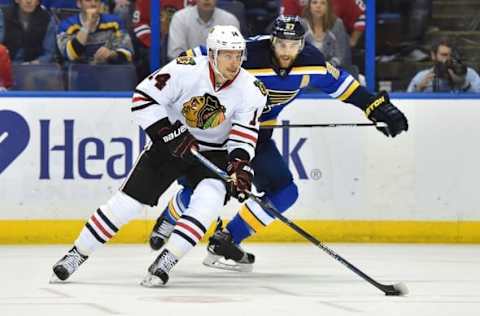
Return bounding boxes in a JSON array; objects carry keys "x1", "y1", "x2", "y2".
[
  {"x1": 191, "y1": 149, "x2": 408, "y2": 296},
  {"x1": 260, "y1": 122, "x2": 387, "y2": 129}
]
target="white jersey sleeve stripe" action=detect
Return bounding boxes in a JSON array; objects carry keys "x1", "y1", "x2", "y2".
[{"x1": 329, "y1": 75, "x2": 354, "y2": 98}]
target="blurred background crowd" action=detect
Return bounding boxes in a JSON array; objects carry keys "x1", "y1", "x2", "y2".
[{"x1": 0, "y1": 0, "x2": 479, "y2": 93}]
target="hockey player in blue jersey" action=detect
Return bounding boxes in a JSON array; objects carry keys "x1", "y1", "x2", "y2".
[{"x1": 148, "y1": 16, "x2": 408, "y2": 272}]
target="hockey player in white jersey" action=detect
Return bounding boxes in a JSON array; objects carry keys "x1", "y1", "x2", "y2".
[{"x1": 50, "y1": 25, "x2": 267, "y2": 287}]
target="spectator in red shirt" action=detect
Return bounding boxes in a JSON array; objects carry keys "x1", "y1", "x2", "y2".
[
  {"x1": 0, "y1": 44, "x2": 13, "y2": 90},
  {"x1": 282, "y1": 0, "x2": 365, "y2": 47},
  {"x1": 132, "y1": 0, "x2": 193, "y2": 79},
  {"x1": 132, "y1": 0, "x2": 194, "y2": 48}
]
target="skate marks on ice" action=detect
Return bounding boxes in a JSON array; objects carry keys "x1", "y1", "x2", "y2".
[{"x1": 1, "y1": 244, "x2": 480, "y2": 315}]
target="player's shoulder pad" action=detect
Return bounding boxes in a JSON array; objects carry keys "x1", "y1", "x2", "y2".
[
  {"x1": 238, "y1": 69, "x2": 268, "y2": 105},
  {"x1": 181, "y1": 46, "x2": 207, "y2": 57},
  {"x1": 243, "y1": 36, "x2": 272, "y2": 68},
  {"x1": 246, "y1": 35, "x2": 271, "y2": 45},
  {"x1": 159, "y1": 55, "x2": 206, "y2": 79},
  {"x1": 295, "y1": 42, "x2": 327, "y2": 67},
  {"x1": 253, "y1": 79, "x2": 268, "y2": 97},
  {"x1": 175, "y1": 55, "x2": 197, "y2": 65},
  {"x1": 245, "y1": 35, "x2": 271, "y2": 53}
]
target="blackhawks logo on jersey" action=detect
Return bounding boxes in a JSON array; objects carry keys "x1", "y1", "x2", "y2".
[{"x1": 181, "y1": 93, "x2": 226, "y2": 129}]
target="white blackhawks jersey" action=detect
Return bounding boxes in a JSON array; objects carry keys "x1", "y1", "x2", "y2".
[{"x1": 131, "y1": 55, "x2": 268, "y2": 160}]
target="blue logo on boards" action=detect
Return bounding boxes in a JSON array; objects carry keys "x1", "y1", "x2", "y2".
[
  {"x1": 281, "y1": 120, "x2": 308, "y2": 179},
  {"x1": 0, "y1": 110, "x2": 30, "y2": 174},
  {"x1": 0, "y1": 112, "x2": 310, "y2": 180}
]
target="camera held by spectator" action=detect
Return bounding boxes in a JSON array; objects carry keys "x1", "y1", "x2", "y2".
[
  {"x1": 407, "y1": 37, "x2": 480, "y2": 93},
  {"x1": 433, "y1": 54, "x2": 468, "y2": 89}
]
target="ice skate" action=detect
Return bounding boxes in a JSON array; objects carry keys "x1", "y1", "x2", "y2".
[
  {"x1": 141, "y1": 249, "x2": 178, "y2": 287},
  {"x1": 202, "y1": 221, "x2": 255, "y2": 272},
  {"x1": 50, "y1": 246, "x2": 88, "y2": 283},
  {"x1": 149, "y1": 213, "x2": 175, "y2": 251}
]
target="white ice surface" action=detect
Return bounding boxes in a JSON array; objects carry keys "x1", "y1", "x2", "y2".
[{"x1": 1, "y1": 244, "x2": 479, "y2": 316}]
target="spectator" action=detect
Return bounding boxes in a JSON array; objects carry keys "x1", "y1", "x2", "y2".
[
  {"x1": 282, "y1": 0, "x2": 365, "y2": 48},
  {"x1": 407, "y1": 37, "x2": 480, "y2": 93},
  {"x1": 132, "y1": 0, "x2": 189, "y2": 80},
  {"x1": 167, "y1": 0, "x2": 239, "y2": 60},
  {"x1": 281, "y1": 0, "x2": 306, "y2": 16},
  {"x1": 0, "y1": 43, "x2": 12, "y2": 90},
  {"x1": 331, "y1": 0, "x2": 364, "y2": 48},
  {"x1": 110, "y1": 0, "x2": 132, "y2": 26},
  {"x1": 132, "y1": 0, "x2": 187, "y2": 49},
  {"x1": 302, "y1": 0, "x2": 353, "y2": 72},
  {"x1": 57, "y1": 0, "x2": 133, "y2": 64},
  {"x1": 0, "y1": 0, "x2": 56, "y2": 63}
]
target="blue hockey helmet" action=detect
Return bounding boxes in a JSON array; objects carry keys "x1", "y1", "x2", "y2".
[{"x1": 271, "y1": 15, "x2": 306, "y2": 41}]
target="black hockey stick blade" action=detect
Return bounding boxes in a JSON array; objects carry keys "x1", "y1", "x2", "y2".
[{"x1": 191, "y1": 149, "x2": 408, "y2": 296}]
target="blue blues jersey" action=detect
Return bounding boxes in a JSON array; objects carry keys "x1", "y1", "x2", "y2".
[
  {"x1": 183, "y1": 35, "x2": 372, "y2": 125},
  {"x1": 57, "y1": 13, "x2": 133, "y2": 63}
]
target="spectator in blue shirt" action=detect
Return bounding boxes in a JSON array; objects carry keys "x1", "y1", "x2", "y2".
[{"x1": 56, "y1": 0, "x2": 133, "y2": 64}]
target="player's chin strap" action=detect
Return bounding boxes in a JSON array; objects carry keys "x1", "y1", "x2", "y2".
[
  {"x1": 210, "y1": 52, "x2": 228, "y2": 84},
  {"x1": 190, "y1": 148, "x2": 408, "y2": 297}
]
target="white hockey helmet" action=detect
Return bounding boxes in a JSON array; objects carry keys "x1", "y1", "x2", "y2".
[
  {"x1": 207, "y1": 25, "x2": 245, "y2": 80},
  {"x1": 207, "y1": 25, "x2": 246, "y2": 53}
]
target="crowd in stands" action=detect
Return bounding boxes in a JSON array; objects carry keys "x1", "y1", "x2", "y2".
[{"x1": 0, "y1": 0, "x2": 479, "y2": 93}]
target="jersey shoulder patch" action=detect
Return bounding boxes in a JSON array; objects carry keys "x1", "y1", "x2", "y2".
[
  {"x1": 325, "y1": 61, "x2": 340, "y2": 80},
  {"x1": 253, "y1": 79, "x2": 268, "y2": 96},
  {"x1": 176, "y1": 56, "x2": 196, "y2": 65}
]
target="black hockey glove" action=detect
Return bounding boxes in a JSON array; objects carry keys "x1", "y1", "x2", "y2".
[
  {"x1": 226, "y1": 158, "x2": 254, "y2": 203},
  {"x1": 365, "y1": 91, "x2": 409, "y2": 138},
  {"x1": 159, "y1": 120, "x2": 198, "y2": 161}
]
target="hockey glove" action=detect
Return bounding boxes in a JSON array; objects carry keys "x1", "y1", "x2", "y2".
[
  {"x1": 365, "y1": 91, "x2": 409, "y2": 138},
  {"x1": 159, "y1": 120, "x2": 198, "y2": 161},
  {"x1": 226, "y1": 158, "x2": 254, "y2": 203}
]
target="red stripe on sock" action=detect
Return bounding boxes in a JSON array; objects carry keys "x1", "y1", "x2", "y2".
[
  {"x1": 176, "y1": 222, "x2": 202, "y2": 241},
  {"x1": 91, "y1": 215, "x2": 113, "y2": 239}
]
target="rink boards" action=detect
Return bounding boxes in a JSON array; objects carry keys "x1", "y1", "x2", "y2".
[{"x1": 1, "y1": 96, "x2": 480, "y2": 243}]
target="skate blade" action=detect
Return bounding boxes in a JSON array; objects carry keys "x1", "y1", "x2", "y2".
[
  {"x1": 140, "y1": 272, "x2": 165, "y2": 288},
  {"x1": 49, "y1": 272, "x2": 65, "y2": 284},
  {"x1": 202, "y1": 253, "x2": 253, "y2": 273}
]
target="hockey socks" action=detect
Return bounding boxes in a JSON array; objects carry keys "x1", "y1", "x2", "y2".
[
  {"x1": 164, "y1": 187, "x2": 192, "y2": 224},
  {"x1": 75, "y1": 208, "x2": 120, "y2": 255},
  {"x1": 167, "y1": 215, "x2": 207, "y2": 258},
  {"x1": 75, "y1": 191, "x2": 144, "y2": 255},
  {"x1": 165, "y1": 179, "x2": 225, "y2": 259}
]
